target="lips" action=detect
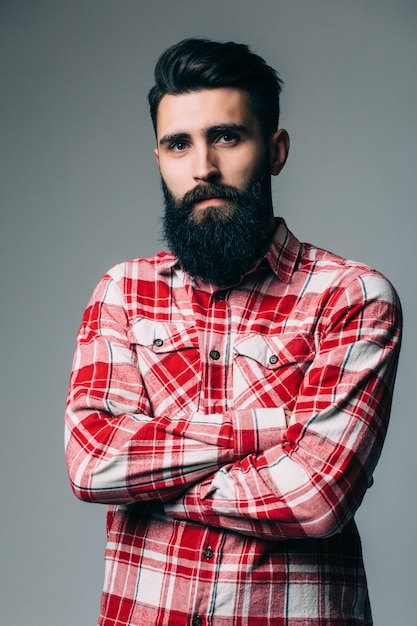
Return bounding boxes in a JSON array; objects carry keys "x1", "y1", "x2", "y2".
[{"x1": 194, "y1": 197, "x2": 226, "y2": 208}]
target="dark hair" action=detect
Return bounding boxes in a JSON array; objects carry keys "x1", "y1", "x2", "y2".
[{"x1": 148, "y1": 38, "x2": 283, "y2": 138}]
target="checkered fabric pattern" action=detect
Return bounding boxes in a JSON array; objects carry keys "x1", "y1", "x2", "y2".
[{"x1": 65, "y1": 219, "x2": 402, "y2": 625}]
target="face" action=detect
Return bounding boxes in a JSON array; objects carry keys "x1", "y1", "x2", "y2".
[
  {"x1": 155, "y1": 88, "x2": 272, "y2": 213},
  {"x1": 153, "y1": 88, "x2": 289, "y2": 285}
]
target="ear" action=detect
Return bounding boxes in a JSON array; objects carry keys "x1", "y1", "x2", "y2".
[
  {"x1": 269, "y1": 129, "x2": 290, "y2": 176},
  {"x1": 154, "y1": 147, "x2": 160, "y2": 165}
]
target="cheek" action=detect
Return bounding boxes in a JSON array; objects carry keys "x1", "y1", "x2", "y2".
[
  {"x1": 230, "y1": 163, "x2": 261, "y2": 190},
  {"x1": 225, "y1": 148, "x2": 266, "y2": 188},
  {"x1": 160, "y1": 163, "x2": 191, "y2": 197}
]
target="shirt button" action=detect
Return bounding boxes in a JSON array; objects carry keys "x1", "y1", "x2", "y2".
[
  {"x1": 269, "y1": 354, "x2": 278, "y2": 364},
  {"x1": 204, "y1": 547, "x2": 213, "y2": 559},
  {"x1": 209, "y1": 350, "x2": 220, "y2": 360},
  {"x1": 153, "y1": 338, "x2": 164, "y2": 347},
  {"x1": 192, "y1": 617, "x2": 203, "y2": 626}
]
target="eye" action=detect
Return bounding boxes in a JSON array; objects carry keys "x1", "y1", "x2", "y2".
[
  {"x1": 169, "y1": 141, "x2": 189, "y2": 152},
  {"x1": 217, "y1": 133, "x2": 239, "y2": 145}
]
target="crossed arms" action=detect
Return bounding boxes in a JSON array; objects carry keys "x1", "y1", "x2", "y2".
[{"x1": 65, "y1": 267, "x2": 401, "y2": 540}]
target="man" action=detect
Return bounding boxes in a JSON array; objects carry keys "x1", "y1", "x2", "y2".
[{"x1": 65, "y1": 39, "x2": 402, "y2": 625}]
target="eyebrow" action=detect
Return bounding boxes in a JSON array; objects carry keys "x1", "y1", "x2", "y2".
[
  {"x1": 158, "y1": 123, "x2": 249, "y2": 147},
  {"x1": 159, "y1": 132, "x2": 191, "y2": 147}
]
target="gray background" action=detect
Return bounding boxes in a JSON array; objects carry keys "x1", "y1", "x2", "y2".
[{"x1": 1, "y1": 1, "x2": 416, "y2": 624}]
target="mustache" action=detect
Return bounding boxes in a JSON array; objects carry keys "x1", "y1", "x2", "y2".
[{"x1": 180, "y1": 183, "x2": 242, "y2": 208}]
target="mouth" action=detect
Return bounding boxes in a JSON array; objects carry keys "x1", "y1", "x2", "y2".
[{"x1": 193, "y1": 197, "x2": 227, "y2": 209}]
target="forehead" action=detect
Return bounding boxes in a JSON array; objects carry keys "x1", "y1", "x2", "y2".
[{"x1": 155, "y1": 88, "x2": 260, "y2": 138}]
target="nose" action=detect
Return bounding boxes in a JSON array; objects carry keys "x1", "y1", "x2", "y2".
[{"x1": 193, "y1": 144, "x2": 220, "y2": 182}]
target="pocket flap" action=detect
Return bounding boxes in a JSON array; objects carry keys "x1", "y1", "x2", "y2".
[
  {"x1": 234, "y1": 332, "x2": 315, "y2": 369},
  {"x1": 128, "y1": 319, "x2": 199, "y2": 353}
]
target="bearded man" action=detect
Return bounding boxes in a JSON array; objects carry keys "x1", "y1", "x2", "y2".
[{"x1": 65, "y1": 38, "x2": 402, "y2": 626}]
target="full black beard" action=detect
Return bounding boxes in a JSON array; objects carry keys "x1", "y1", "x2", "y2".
[{"x1": 162, "y1": 169, "x2": 274, "y2": 286}]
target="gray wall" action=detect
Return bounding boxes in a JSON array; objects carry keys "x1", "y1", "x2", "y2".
[{"x1": 1, "y1": 1, "x2": 416, "y2": 624}]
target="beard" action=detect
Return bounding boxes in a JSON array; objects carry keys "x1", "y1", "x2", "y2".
[{"x1": 161, "y1": 166, "x2": 274, "y2": 286}]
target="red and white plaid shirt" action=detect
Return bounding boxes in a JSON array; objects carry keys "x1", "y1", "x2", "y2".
[{"x1": 66, "y1": 219, "x2": 401, "y2": 625}]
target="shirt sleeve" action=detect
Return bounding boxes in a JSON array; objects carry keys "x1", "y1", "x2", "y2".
[
  {"x1": 65, "y1": 272, "x2": 285, "y2": 504},
  {"x1": 164, "y1": 272, "x2": 402, "y2": 539}
]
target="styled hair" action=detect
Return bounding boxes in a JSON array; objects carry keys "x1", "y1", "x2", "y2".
[{"x1": 148, "y1": 38, "x2": 283, "y2": 138}]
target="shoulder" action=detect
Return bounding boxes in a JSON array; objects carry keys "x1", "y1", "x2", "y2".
[
  {"x1": 298, "y1": 241, "x2": 401, "y2": 308},
  {"x1": 105, "y1": 251, "x2": 175, "y2": 283},
  {"x1": 86, "y1": 251, "x2": 176, "y2": 309}
]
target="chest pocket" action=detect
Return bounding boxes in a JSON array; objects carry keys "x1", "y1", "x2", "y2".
[
  {"x1": 128, "y1": 319, "x2": 201, "y2": 416},
  {"x1": 233, "y1": 332, "x2": 315, "y2": 409}
]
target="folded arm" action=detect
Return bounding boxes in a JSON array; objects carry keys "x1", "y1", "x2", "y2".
[
  {"x1": 164, "y1": 272, "x2": 402, "y2": 539},
  {"x1": 65, "y1": 272, "x2": 286, "y2": 504}
]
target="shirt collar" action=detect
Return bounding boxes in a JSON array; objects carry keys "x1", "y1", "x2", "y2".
[
  {"x1": 158, "y1": 218, "x2": 301, "y2": 285},
  {"x1": 264, "y1": 218, "x2": 301, "y2": 283}
]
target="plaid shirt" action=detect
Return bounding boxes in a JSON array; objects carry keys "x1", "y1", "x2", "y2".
[{"x1": 65, "y1": 219, "x2": 401, "y2": 625}]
